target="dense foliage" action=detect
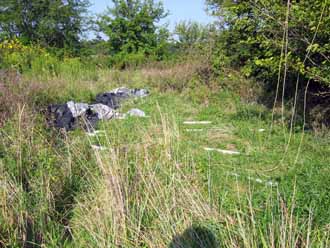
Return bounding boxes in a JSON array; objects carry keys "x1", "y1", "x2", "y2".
[
  {"x1": 0, "y1": 0, "x2": 90, "y2": 53},
  {"x1": 0, "y1": 39, "x2": 54, "y2": 70},
  {"x1": 207, "y1": 0, "x2": 330, "y2": 94},
  {"x1": 174, "y1": 21, "x2": 216, "y2": 49},
  {"x1": 98, "y1": 0, "x2": 169, "y2": 67}
]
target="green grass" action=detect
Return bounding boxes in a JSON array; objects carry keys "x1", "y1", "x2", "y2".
[{"x1": 1, "y1": 64, "x2": 330, "y2": 247}]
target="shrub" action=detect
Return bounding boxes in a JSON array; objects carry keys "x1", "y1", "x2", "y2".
[
  {"x1": 207, "y1": 0, "x2": 330, "y2": 97},
  {"x1": 109, "y1": 51, "x2": 153, "y2": 69},
  {"x1": 0, "y1": 39, "x2": 60, "y2": 74}
]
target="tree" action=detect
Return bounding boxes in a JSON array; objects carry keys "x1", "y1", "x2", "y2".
[
  {"x1": 206, "y1": 0, "x2": 330, "y2": 91},
  {"x1": 0, "y1": 0, "x2": 90, "y2": 51},
  {"x1": 97, "y1": 0, "x2": 169, "y2": 58},
  {"x1": 174, "y1": 21, "x2": 216, "y2": 49}
]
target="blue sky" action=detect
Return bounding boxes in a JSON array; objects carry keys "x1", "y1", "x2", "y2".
[{"x1": 89, "y1": 0, "x2": 214, "y2": 31}]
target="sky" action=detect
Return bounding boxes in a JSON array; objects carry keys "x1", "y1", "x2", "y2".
[{"x1": 89, "y1": 0, "x2": 215, "y2": 32}]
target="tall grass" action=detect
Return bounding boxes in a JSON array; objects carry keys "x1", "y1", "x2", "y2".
[
  {"x1": 70, "y1": 113, "x2": 219, "y2": 247},
  {"x1": 1, "y1": 106, "x2": 329, "y2": 247},
  {"x1": 1, "y1": 62, "x2": 330, "y2": 247}
]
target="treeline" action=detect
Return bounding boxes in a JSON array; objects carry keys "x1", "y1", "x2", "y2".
[
  {"x1": 0, "y1": 0, "x2": 215, "y2": 66},
  {"x1": 1, "y1": 0, "x2": 330, "y2": 124}
]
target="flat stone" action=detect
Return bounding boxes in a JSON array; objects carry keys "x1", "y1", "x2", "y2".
[
  {"x1": 127, "y1": 108, "x2": 146, "y2": 117},
  {"x1": 183, "y1": 121, "x2": 212, "y2": 125},
  {"x1": 204, "y1": 147, "x2": 240, "y2": 155}
]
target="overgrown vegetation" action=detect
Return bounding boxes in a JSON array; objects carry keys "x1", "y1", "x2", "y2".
[
  {"x1": 1, "y1": 0, "x2": 330, "y2": 247},
  {"x1": 207, "y1": 0, "x2": 330, "y2": 127}
]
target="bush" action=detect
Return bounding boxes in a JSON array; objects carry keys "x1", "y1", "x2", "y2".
[
  {"x1": 0, "y1": 39, "x2": 60, "y2": 74},
  {"x1": 207, "y1": 1, "x2": 330, "y2": 97},
  {"x1": 109, "y1": 51, "x2": 153, "y2": 69}
]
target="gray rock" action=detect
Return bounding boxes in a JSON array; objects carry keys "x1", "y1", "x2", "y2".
[
  {"x1": 132, "y1": 89, "x2": 149, "y2": 98},
  {"x1": 67, "y1": 101, "x2": 89, "y2": 118},
  {"x1": 109, "y1": 87, "x2": 149, "y2": 98},
  {"x1": 110, "y1": 87, "x2": 132, "y2": 98},
  {"x1": 89, "y1": 104, "x2": 115, "y2": 120},
  {"x1": 48, "y1": 87, "x2": 149, "y2": 131},
  {"x1": 127, "y1": 108, "x2": 146, "y2": 117}
]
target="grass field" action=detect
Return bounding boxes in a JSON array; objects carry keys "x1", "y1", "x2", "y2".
[{"x1": 1, "y1": 64, "x2": 330, "y2": 247}]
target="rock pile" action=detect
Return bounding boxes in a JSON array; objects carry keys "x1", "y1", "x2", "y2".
[{"x1": 47, "y1": 87, "x2": 149, "y2": 131}]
